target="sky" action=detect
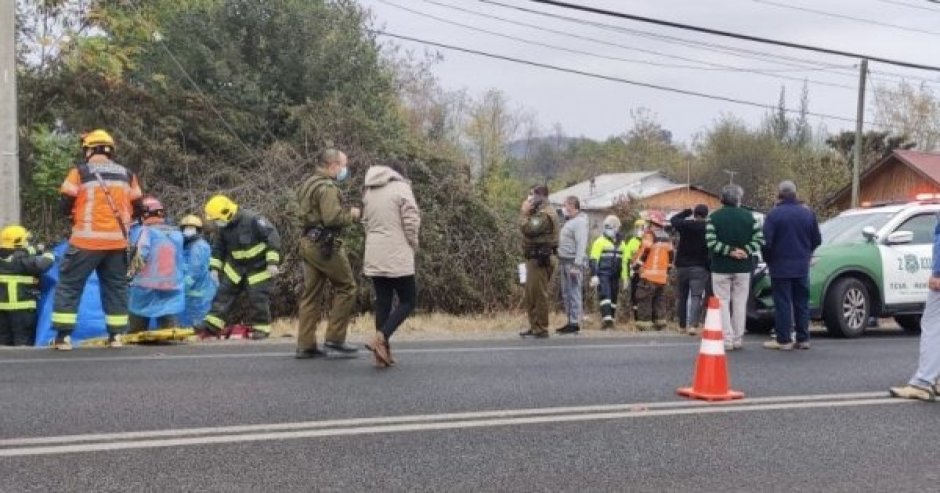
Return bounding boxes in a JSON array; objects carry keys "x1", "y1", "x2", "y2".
[{"x1": 359, "y1": 0, "x2": 940, "y2": 144}]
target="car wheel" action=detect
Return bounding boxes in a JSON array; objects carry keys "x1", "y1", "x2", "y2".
[
  {"x1": 823, "y1": 277, "x2": 870, "y2": 338},
  {"x1": 894, "y1": 315, "x2": 922, "y2": 334},
  {"x1": 745, "y1": 317, "x2": 773, "y2": 334}
]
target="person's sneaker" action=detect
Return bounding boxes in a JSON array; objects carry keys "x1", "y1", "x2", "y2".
[
  {"x1": 324, "y1": 341, "x2": 359, "y2": 358},
  {"x1": 724, "y1": 342, "x2": 735, "y2": 352},
  {"x1": 763, "y1": 340, "x2": 794, "y2": 351},
  {"x1": 249, "y1": 330, "x2": 270, "y2": 341},
  {"x1": 364, "y1": 332, "x2": 392, "y2": 367},
  {"x1": 107, "y1": 334, "x2": 123, "y2": 348},
  {"x1": 733, "y1": 341, "x2": 744, "y2": 350},
  {"x1": 294, "y1": 347, "x2": 326, "y2": 359},
  {"x1": 385, "y1": 342, "x2": 396, "y2": 366},
  {"x1": 556, "y1": 324, "x2": 580, "y2": 335},
  {"x1": 194, "y1": 325, "x2": 221, "y2": 341},
  {"x1": 687, "y1": 327, "x2": 700, "y2": 337},
  {"x1": 519, "y1": 329, "x2": 549, "y2": 338},
  {"x1": 53, "y1": 335, "x2": 72, "y2": 351},
  {"x1": 795, "y1": 341, "x2": 811, "y2": 350},
  {"x1": 889, "y1": 384, "x2": 935, "y2": 401}
]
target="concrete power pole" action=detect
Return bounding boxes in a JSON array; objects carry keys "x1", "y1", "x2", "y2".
[
  {"x1": 0, "y1": 0, "x2": 20, "y2": 225},
  {"x1": 851, "y1": 58, "x2": 868, "y2": 209}
]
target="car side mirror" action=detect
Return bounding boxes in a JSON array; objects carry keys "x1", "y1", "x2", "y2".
[
  {"x1": 861, "y1": 226, "x2": 878, "y2": 242},
  {"x1": 885, "y1": 231, "x2": 914, "y2": 245}
]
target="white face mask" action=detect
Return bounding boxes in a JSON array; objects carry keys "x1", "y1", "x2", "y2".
[
  {"x1": 635, "y1": 228, "x2": 644, "y2": 237},
  {"x1": 604, "y1": 228, "x2": 616, "y2": 239},
  {"x1": 214, "y1": 220, "x2": 229, "y2": 229},
  {"x1": 182, "y1": 227, "x2": 198, "y2": 238}
]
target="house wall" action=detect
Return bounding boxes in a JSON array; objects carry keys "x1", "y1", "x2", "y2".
[
  {"x1": 832, "y1": 160, "x2": 940, "y2": 210},
  {"x1": 640, "y1": 188, "x2": 721, "y2": 212}
]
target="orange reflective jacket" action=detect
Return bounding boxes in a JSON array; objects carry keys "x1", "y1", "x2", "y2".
[
  {"x1": 637, "y1": 230, "x2": 674, "y2": 285},
  {"x1": 60, "y1": 161, "x2": 143, "y2": 251}
]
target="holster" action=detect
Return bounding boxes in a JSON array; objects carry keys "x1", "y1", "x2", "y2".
[
  {"x1": 304, "y1": 226, "x2": 340, "y2": 259},
  {"x1": 526, "y1": 246, "x2": 556, "y2": 269}
]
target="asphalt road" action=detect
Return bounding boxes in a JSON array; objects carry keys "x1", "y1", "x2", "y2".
[{"x1": 1, "y1": 330, "x2": 936, "y2": 492}]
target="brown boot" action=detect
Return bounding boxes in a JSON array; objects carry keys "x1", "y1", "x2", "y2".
[
  {"x1": 385, "y1": 341, "x2": 396, "y2": 366},
  {"x1": 365, "y1": 332, "x2": 391, "y2": 367}
]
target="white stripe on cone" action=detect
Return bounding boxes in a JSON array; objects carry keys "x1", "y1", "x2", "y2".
[{"x1": 699, "y1": 339, "x2": 726, "y2": 356}]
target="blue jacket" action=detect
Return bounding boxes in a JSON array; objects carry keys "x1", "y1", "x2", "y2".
[
  {"x1": 932, "y1": 220, "x2": 940, "y2": 278},
  {"x1": 762, "y1": 199, "x2": 822, "y2": 278}
]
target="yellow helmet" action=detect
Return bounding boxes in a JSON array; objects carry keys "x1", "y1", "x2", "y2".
[
  {"x1": 633, "y1": 219, "x2": 647, "y2": 228},
  {"x1": 81, "y1": 129, "x2": 115, "y2": 149},
  {"x1": 204, "y1": 195, "x2": 238, "y2": 222},
  {"x1": 0, "y1": 225, "x2": 30, "y2": 250},
  {"x1": 179, "y1": 215, "x2": 204, "y2": 229}
]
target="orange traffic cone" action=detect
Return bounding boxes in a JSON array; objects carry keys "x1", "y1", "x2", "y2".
[{"x1": 677, "y1": 296, "x2": 744, "y2": 401}]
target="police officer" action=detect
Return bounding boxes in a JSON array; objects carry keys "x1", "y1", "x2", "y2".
[
  {"x1": 519, "y1": 185, "x2": 559, "y2": 339},
  {"x1": 0, "y1": 226, "x2": 55, "y2": 346},
  {"x1": 295, "y1": 149, "x2": 361, "y2": 359},
  {"x1": 53, "y1": 129, "x2": 144, "y2": 350},
  {"x1": 196, "y1": 195, "x2": 281, "y2": 340}
]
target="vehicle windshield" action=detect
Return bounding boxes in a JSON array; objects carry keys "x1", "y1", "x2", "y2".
[{"x1": 820, "y1": 212, "x2": 895, "y2": 246}]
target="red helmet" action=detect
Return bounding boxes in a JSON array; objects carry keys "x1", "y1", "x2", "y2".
[
  {"x1": 141, "y1": 196, "x2": 165, "y2": 215},
  {"x1": 647, "y1": 210, "x2": 666, "y2": 226}
]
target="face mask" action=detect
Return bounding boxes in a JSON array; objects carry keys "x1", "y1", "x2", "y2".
[
  {"x1": 527, "y1": 194, "x2": 534, "y2": 203},
  {"x1": 214, "y1": 220, "x2": 229, "y2": 229},
  {"x1": 635, "y1": 228, "x2": 644, "y2": 237},
  {"x1": 182, "y1": 227, "x2": 198, "y2": 238},
  {"x1": 336, "y1": 166, "x2": 349, "y2": 182}
]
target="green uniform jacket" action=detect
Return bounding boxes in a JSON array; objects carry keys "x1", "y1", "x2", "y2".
[
  {"x1": 519, "y1": 202, "x2": 559, "y2": 253},
  {"x1": 210, "y1": 210, "x2": 281, "y2": 285},
  {"x1": 0, "y1": 248, "x2": 55, "y2": 310},
  {"x1": 297, "y1": 170, "x2": 355, "y2": 230}
]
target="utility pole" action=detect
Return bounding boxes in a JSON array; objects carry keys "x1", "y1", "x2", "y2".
[
  {"x1": 0, "y1": 1, "x2": 20, "y2": 225},
  {"x1": 851, "y1": 58, "x2": 868, "y2": 209}
]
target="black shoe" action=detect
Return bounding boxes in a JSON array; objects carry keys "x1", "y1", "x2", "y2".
[
  {"x1": 556, "y1": 324, "x2": 580, "y2": 334},
  {"x1": 250, "y1": 330, "x2": 270, "y2": 341},
  {"x1": 324, "y1": 341, "x2": 359, "y2": 358},
  {"x1": 295, "y1": 347, "x2": 326, "y2": 359},
  {"x1": 519, "y1": 329, "x2": 549, "y2": 339}
]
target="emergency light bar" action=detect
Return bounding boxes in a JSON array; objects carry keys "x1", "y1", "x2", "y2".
[{"x1": 915, "y1": 193, "x2": 940, "y2": 202}]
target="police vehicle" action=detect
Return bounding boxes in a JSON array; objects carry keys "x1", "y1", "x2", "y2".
[{"x1": 748, "y1": 194, "x2": 940, "y2": 338}]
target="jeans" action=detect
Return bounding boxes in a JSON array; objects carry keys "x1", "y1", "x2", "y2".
[
  {"x1": 372, "y1": 276, "x2": 416, "y2": 340},
  {"x1": 559, "y1": 259, "x2": 583, "y2": 326},
  {"x1": 712, "y1": 272, "x2": 750, "y2": 345},
  {"x1": 677, "y1": 266, "x2": 710, "y2": 329},
  {"x1": 771, "y1": 276, "x2": 810, "y2": 344},
  {"x1": 910, "y1": 290, "x2": 940, "y2": 388}
]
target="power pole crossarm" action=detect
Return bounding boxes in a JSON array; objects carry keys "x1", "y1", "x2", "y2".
[
  {"x1": 0, "y1": 1, "x2": 20, "y2": 225},
  {"x1": 852, "y1": 58, "x2": 868, "y2": 209}
]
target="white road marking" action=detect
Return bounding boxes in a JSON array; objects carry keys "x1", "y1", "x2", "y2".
[{"x1": 0, "y1": 392, "x2": 910, "y2": 457}]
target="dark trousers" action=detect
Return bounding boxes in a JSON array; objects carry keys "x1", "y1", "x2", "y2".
[
  {"x1": 371, "y1": 276, "x2": 416, "y2": 340},
  {"x1": 629, "y1": 274, "x2": 640, "y2": 319},
  {"x1": 635, "y1": 279, "x2": 668, "y2": 326},
  {"x1": 772, "y1": 276, "x2": 810, "y2": 343},
  {"x1": 0, "y1": 310, "x2": 37, "y2": 346},
  {"x1": 52, "y1": 248, "x2": 128, "y2": 335},
  {"x1": 129, "y1": 314, "x2": 179, "y2": 333},
  {"x1": 598, "y1": 274, "x2": 621, "y2": 321},
  {"x1": 676, "y1": 266, "x2": 710, "y2": 328},
  {"x1": 204, "y1": 277, "x2": 272, "y2": 333}
]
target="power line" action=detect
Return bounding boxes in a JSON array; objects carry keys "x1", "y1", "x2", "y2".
[
  {"x1": 877, "y1": 0, "x2": 940, "y2": 13},
  {"x1": 753, "y1": 0, "x2": 940, "y2": 37},
  {"x1": 519, "y1": 0, "x2": 940, "y2": 72},
  {"x1": 382, "y1": 0, "x2": 860, "y2": 91},
  {"x1": 370, "y1": 29, "x2": 867, "y2": 124}
]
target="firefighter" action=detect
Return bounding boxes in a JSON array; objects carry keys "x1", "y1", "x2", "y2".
[
  {"x1": 632, "y1": 211, "x2": 675, "y2": 331},
  {"x1": 295, "y1": 149, "x2": 361, "y2": 359},
  {"x1": 195, "y1": 195, "x2": 281, "y2": 340},
  {"x1": 0, "y1": 226, "x2": 55, "y2": 346},
  {"x1": 127, "y1": 196, "x2": 186, "y2": 333},
  {"x1": 178, "y1": 215, "x2": 217, "y2": 328},
  {"x1": 52, "y1": 129, "x2": 144, "y2": 351},
  {"x1": 589, "y1": 215, "x2": 630, "y2": 329},
  {"x1": 518, "y1": 185, "x2": 559, "y2": 339}
]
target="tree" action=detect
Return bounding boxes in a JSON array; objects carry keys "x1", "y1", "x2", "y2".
[
  {"x1": 873, "y1": 81, "x2": 940, "y2": 152},
  {"x1": 825, "y1": 130, "x2": 916, "y2": 171}
]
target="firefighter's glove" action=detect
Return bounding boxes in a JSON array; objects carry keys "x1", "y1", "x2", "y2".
[
  {"x1": 267, "y1": 265, "x2": 280, "y2": 277},
  {"x1": 589, "y1": 276, "x2": 600, "y2": 288}
]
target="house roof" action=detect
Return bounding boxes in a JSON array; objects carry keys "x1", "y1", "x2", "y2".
[
  {"x1": 548, "y1": 171, "x2": 669, "y2": 210},
  {"x1": 827, "y1": 149, "x2": 940, "y2": 207}
]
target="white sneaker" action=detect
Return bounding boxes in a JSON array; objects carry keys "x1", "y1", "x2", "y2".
[
  {"x1": 724, "y1": 342, "x2": 735, "y2": 352},
  {"x1": 107, "y1": 334, "x2": 123, "y2": 348}
]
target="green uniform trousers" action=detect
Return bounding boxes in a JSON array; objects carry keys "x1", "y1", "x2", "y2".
[
  {"x1": 52, "y1": 247, "x2": 128, "y2": 335},
  {"x1": 524, "y1": 257, "x2": 557, "y2": 334},
  {"x1": 0, "y1": 310, "x2": 37, "y2": 346},
  {"x1": 297, "y1": 238, "x2": 356, "y2": 350},
  {"x1": 635, "y1": 278, "x2": 668, "y2": 329}
]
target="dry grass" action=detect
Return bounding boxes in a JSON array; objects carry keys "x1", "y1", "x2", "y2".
[{"x1": 269, "y1": 311, "x2": 683, "y2": 341}]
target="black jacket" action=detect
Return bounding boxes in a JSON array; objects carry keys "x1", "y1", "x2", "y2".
[{"x1": 670, "y1": 209, "x2": 710, "y2": 269}]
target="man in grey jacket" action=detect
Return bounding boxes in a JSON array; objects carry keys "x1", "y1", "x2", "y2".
[{"x1": 557, "y1": 196, "x2": 589, "y2": 334}]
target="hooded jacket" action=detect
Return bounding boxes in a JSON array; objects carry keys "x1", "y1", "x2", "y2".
[{"x1": 362, "y1": 166, "x2": 421, "y2": 278}]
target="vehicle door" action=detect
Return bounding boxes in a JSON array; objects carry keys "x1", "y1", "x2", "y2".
[{"x1": 880, "y1": 212, "x2": 937, "y2": 305}]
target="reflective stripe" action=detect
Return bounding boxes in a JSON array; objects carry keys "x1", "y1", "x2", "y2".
[
  {"x1": 0, "y1": 301, "x2": 36, "y2": 310},
  {"x1": 231, "y1": 243, "x2": 266, "y2": 260},
  {"x1": 61, "y1": 181, "x2": 80, "y2": 196},
  {"x1": 266, "y1": 251, "x2": 280, "y2": 264},
  {"x1": 41, "y1": 253, "x2": 54, "y2": 261},
  {"x1": 700, "y1": 339, "x2": 726, "y2": 356},
  {"x1": 80, "y1": 180, "x2": 132, "y2": 191},
  {"x1": 599, "y1": 300, "x2": 611, "y2": 306},
  {"x1": 210, "y1": 258, "x2": 223, "y2": 269},
  {"x1": 52, "y1": 312, "x2": 78, "y2": 324},
  {"x1": 247, "y1": 270, "x2": 271, "y2": 285},
  {"x1": 205, "y1": 314, "x2": 226, "y2": 329},
  {"x1": 223, "y1": 263, "x2": 242, "y2": 284},
  {"x1": 105, "y1": 315, "x2": 129, "y2": 327},
  {"x1": 252, "y1": 324, "x2": 271, "y2": 333},
  {"x1": 0, "y1": 275, "x2": 38, "y2": 284},
  {"x1": 602, "y1": 316, "x2": 614, "y2": 322},
  {"x1": 610, "y1": 304, "x2": 617, "y2": 309},
  {"x1": 71, "y1": 230, "x2": 127, "y2": 240}
]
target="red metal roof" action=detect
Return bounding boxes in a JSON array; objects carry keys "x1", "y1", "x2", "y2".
[{"x1": 895, "y1": 150, "x2": 940, "y2": 184}]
